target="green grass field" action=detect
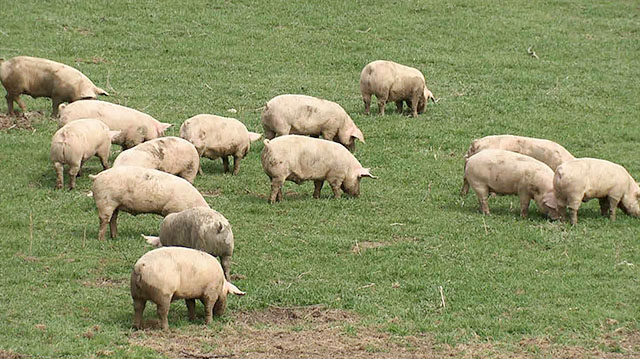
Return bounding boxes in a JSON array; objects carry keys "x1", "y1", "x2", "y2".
[{"x1": 1, "y1": 0, "x2": 639, "y2": 357}]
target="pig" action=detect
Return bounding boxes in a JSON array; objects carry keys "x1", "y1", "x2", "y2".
[
  {"x1": 130, "y1": 247, "x2": 245, "y2": 330},
  {"x1": 0, "y1": 56, "x2": 108, "y2": 116},
  {"x1": 50, "y1": 118, "x2": 119, "y2": 190},
  {"x1": 142, "y1": 207, "x2": 234, "y2": 280},
  {"x1": 553, "y1": 158, "x2": 640, "y2": 225},
  {"x1": 90, "y1": 166, "x2": 210, "y2": 241},
  {"x1": 465, "y1": 135, "x2": 575, "y2": 171},
  {"x1": 461, "y1": 149, "x2": 559, "y2": 219},
  {"x1": 113, "y1": 136, "x2": 200, "y2": 183},
  {"x1": 58, "y1": 100, "x2": 172, "y2": 149},
  {"x1": 179, "y1": 114, "x2": 261, "y2": 175},
  {"x1": 261, "y1": 135, "x2": 377, "y2": 203},
  {"x1": 260, "y1": 94, "x2": 365, "y2": 152},
  {"x1": 359, "y1": 60, "x2": 435, "y2": 118}
]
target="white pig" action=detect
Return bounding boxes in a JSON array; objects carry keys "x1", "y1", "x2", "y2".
[
  {"x1": 130, "y1": 247, "x2": 245, "y2": 330},
  {"x1": 50, "y1": 118, "x2": 119, "y2": 190},
  {"x1": 58, "y1": 100, "x2": 172, "y2": 149},
  {"x1": 461, "y1": 149, "x2": 558, "y2": 219},
  {"x1": 465, "y1": 135, "x2": 575, "y2": 171},
  {"x1": 143, "y1": 207, "x2": 234, "y2": 280},
  {"x1": 261, "y1": 135, "x2": 377, "y2": 203},
  {"x1": 90, "y1": 166, "x2": 210, "y2": 241},
  {"x1": 554, "y1": 158, "x2": 640, "y2": 225},
  {"x1": 0, "y1": 56, "x2": 108, "y2": 116},
  {"x1": 359, "y1": 60, "x2": 435, "y2": 118},
  {"x1": 113, "y1": 136, "x2": 200, "y2": 183},
  {"x1": 260, "y1": 94, "x2": 365, "y2": 152},
  {"x1": 179, "y1": 114, "x2": 261, "y2": 175}
]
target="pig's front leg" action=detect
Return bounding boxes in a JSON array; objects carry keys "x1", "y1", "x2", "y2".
[{"x1": 313, "y1": 180, "x2": 324, "y2": 198}]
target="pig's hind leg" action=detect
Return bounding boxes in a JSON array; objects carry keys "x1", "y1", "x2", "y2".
[
  {"x1": 268, "y1": 176, "x2": 285, "y2": 203},
  {"x1": 472, "y1": 184, "x2": 490, "y2": 214},
  {"x1": 221, "y1": 157, "x2": 230, "y2": 173},
  {"x1": 132, "y1": 298, "x2": 146, "y2": 329},
  {"x1": 156, "y1": 296, "x2": 171, "y2": 330},
  {"x1": 53, "y1": 162, "x2": 64, "y2": 190}
]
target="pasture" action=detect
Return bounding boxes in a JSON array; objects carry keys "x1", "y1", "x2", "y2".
[{"x1": 1, "y1": 0, "x2": 639, "y2": 357}]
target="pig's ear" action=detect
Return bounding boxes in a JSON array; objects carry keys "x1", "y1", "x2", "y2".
[
  {"x1": 141, "y1": 234, "x2": 162, "y2": 247},
  {"x1": 224, "y1": 281, "x2": 246, "y2": 296},
  {"x1": 95, "y1": 86, "x2": 109, "y2": 96},
  {"x1": 350, "y1": 127, "x2": 365, "y2": 143},
  {"x1": 357, "y1": 167, "x2": 378, "y2": 179},
  {"x1": 157, "y1": 122, "x2": 172, "y2": 135},
  {"x1": 248, "y1": 131, "x2": 262, "y2": 142},
  {"x1": 543, "y1": 192, "x2": 557, "y2": 209},
  {"x1": 108, "y1": 130, "x2": 121, "y2": 141}
]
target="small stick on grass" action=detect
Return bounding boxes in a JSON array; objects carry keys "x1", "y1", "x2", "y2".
[
  {"x1": 439, "y1": 286, "x2": 446, "y2": 308},
  {"x1": 527, "y1": 46, "x2": 539, "y2": 59},
  {"x1": 29, "y1": 212, "x2": 33, "y2": 255},
  {"x1": 83, "y1": 227, "x2": 87, "y2": 248}
]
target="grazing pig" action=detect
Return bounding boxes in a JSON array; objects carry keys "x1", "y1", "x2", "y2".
[
  {"x1": 0, "y1": 56, "x2": 108, "y2": 116},
  {"x1": 113, "y1": 136, "x2": 200, "y2": 183},
  {"x1": 50, "y1": 119, "x2": 119, "y2": 190},
  {"x1": 90, "y1": 166, "x2": 210, "y2": 241},
  {"x1": 461, "y1": 149, "x2": 558, "y2": 219},
  {"x1": 130, "y1": 247, "x2": 245, "y2": 330},
  {"x1": 554, "y1": 158, "x2": 640, "y2": 225},
  {"x1": 260, "y1": 94, "x2": 365, "y2": 152},
  {"x1": 465, "y1": 135, "x2": 575, "y2": 171},
  {"x1": 58, "y1": 100, "x2": 172, "y2": 149},
  {"x1": 261, "y1": 135, "x2": 377, "y2": 203},
  {"x1": 359, "y1": 60, "x2": 435, "y2": 118},
  {"x1": 179, "y1": 114, "x2": 261, "y2": 175},
  {"x1": 143, "y1": 207, "x2": 234, "y2": 280}
]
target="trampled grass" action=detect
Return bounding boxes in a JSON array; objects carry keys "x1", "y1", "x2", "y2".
[{"x1": 1, "y1": 0, "x2": 639, "y2": 357}]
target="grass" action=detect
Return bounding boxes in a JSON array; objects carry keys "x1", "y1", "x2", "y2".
[{"x1": 1, "y1": 0, "x2": 639, "y2": 357}]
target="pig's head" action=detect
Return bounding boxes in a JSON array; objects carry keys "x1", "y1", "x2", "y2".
[
  {"x1": 619, "y1": 182, "x2": 640, "y2": 217},
  {"x1": 338, "y1": 120, "x2": 365, "y2": 152},
  {"x1": 154, "y1": 122, "x2": 173, "y2": 137},
  {"x1": 342, "y1": 167, "x2": 378, "y2": 197},
  {"x1": 541, "y1": 191, "x2": 560, "y2": 220}
]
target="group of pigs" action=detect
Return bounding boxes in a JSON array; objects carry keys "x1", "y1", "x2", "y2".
[
  {"x1": 462, "y1": 135, "x2": 640, "y2": 225},
  {"x1": 1, "y1": 56, "x2": 437, "y2": 329}
]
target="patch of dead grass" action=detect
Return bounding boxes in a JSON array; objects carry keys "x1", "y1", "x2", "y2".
[
  {"x1": 128, "y1": 306, "x2": 640, "y2": 359},
  {"x1": 0, "y1": 350, "x2": 25, "y2": 359}
]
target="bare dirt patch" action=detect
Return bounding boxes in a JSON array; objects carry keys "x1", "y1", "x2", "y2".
[
  {"x1": 0, "y1": 111, "x2": 44, "y2": 130},
  {"x1": 81, "y1": 277, "x2": 127, "y2": 288},
  {"x1": 0, "y1": 350, "x2": 25, "y2": 359},
  {"x1": 351, "y1": 241, "x2": 387, "y2": 254}
]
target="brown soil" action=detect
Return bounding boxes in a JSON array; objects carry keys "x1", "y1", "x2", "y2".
[
  {"x1": 0, "y1": 111, "x2": 44, "y2": 130},
  {"x1": 0, "y1": 350, "x2": 24, "y2": 359},
  {"x1": 129, "y1": 306, "x2": 640, "y2": 359}
]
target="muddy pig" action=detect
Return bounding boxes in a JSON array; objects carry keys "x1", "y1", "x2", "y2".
[
  {"x1": 143, "y1": 207, "x2": 234, "y2": 280},
  {"x1": 261, "y1": 135, "x2": 377, "y2": 203},
  {"x1": 50, "y1": 118, "x2": 119, "y2": 190},
  {"x1": 554, "y1": 158, "x2": 640, "y2": 225},
  {"x1": 58, "y1": 100, "x2": 172, "y2": 149},
  {"x1": 461, "y1": 149, "x2": 558, "y2": 219},
  {"x1": 261, "y1": 94, "x2": 365, "y2": 152},
  {"x1": 465, "y1": 135, "x2": 575, "y2": 171},
  {"x1": 0, "y1": 56, "x2": 108, "y2": 116},
  {"x1": 130, "y1": 247, "x2": 245, "y2": 330},
  {"x1": 90, "y1": 166, "x2": 210, "y2": 241},
  {"x1": 179, "y1": 114, "x2": 261, "y2": 175},
  {"x1": 359, "y1": 60, "x2": 435, "y2": 117},
  {"x1": 113, "y1": 136, "x2": 200, "y2": 183}
]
